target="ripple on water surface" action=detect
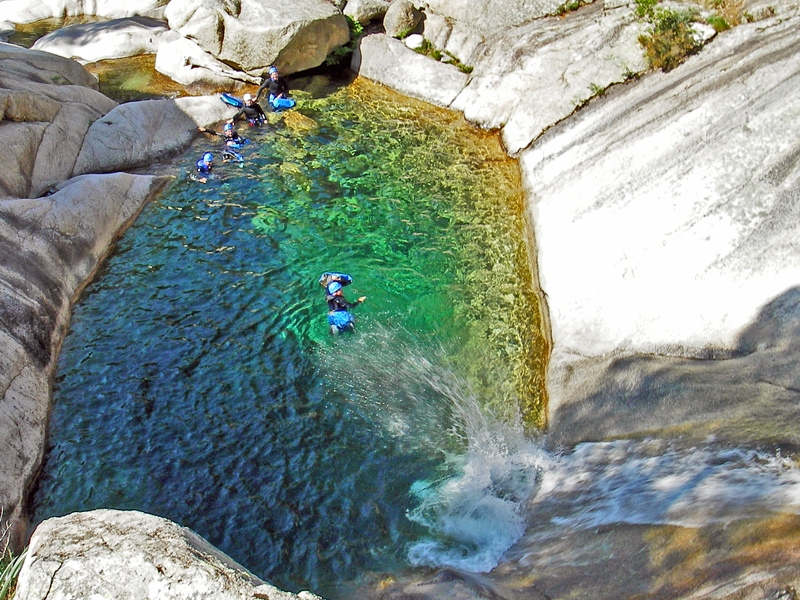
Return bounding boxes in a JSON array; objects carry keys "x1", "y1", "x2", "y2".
[{"x1": 33, "y1": 77, "x2": 548, "y2": 597}]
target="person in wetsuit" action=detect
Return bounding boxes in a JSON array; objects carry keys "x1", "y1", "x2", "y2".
[
  {"x1": 198, "y1": 122, "x2": 247, "y2": 162},
  {"x1": 256, "y1": 66, "x2": 296, "y2": 110},
  {"x1": 326, "y1": 281, "x2": 366, "y2": 334},
  {"x1": 195, "y1": 152, "x2": 214, "y2": 183},
  {"x1": 231, "y1": 93, "x2": 267, "y2": 126}
]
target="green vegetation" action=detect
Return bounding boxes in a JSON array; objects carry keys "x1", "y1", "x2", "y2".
[
  {"x1": 704, "y1": 0, "x2": 744, "y2": 26},
  {"x1": 0, "y1": 515, "x2": 25, "y2": 600},
  {"x1": 589, "y1": 82, "x2": 607, "y2": 96},
  {"x1": 635, "y1": 0, "x2": 702, "y2": 71},
  {"x1": 0, "y1": 551, "x2": 26, "y2": 600},
  {"x1": 556, "y1": 0, "x2": 588, "y2": 16},
  {"x1": 325, "y1": 16, "x2": 365, "y2": 66},
  {"x1": 706, "y1": 14, "x2": 730, "y2": 31},
  {"x1": 413, "y1": 39, "x2": 474, "y2": 74}
]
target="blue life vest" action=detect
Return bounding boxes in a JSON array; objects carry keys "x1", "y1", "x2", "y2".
[{"x1": 328, "y1": 310, "x2": 355, "y2": 330}]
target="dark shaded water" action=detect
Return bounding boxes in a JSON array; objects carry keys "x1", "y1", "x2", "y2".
[{"x1": 33, "y1": 78, "x2": 548, "y2": 597}]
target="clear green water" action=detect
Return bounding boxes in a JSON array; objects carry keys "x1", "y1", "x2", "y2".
[{"x1": 33, "y1": 76, "x2": 547, "y2": 597}]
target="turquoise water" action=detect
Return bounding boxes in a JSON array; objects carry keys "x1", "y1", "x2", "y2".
[{"x1": 33, "y1": 77, "x2": 547, "y2": 597}]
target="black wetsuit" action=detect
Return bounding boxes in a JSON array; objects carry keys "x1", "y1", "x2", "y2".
[
  {"x1": 257, "y1": 75, "x2": 290, "y2": 102},
  {"x1": 327, "y1": 294, "x2": 361, "y2": 312},
  {"x1": 232, "y1": 101, "x2": 267, "y2": 124}
]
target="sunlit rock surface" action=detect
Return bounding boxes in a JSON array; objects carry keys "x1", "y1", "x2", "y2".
[
  {"x1": 451, "y1": 1, "x2": 647, "y2": 155},
  {"x1": 423, "y1": 0, "x2": 562, "y2": 35},
  {"x1": 382, "y1": 0, "x2": 423, "y2": 38},
  {"x1": 73, "y1": 96, "x2": 236, "y2": 175},
  {"x1": 0, "y1": 174, "x2": 168, "y2": 549},
  {"x1": 14, "y1": 510, "x2": 324, "y2": 600},
  {"x1": 0, "y1": 0, "x2": 168, "y2": 25},
  {"x1": 164, "y1": 0, "x2": 349, "y2": 76},
  {"x1": 154, "y1": 33, "x2": 260, "y2": 87},
  {"x1": 343, "y1": 0, "x2": 391, "y2": 25},
  {"x1": 0, "y1": 43, "x2": 115, "y2": 199},
  {"x1": 518, "y1": 10, "x2": 800, "y2": 447},
  {"x1": 352, "y1": 0, "x2": 648, "y2": 155},
  {"x1": 352, "y1": 34, "x2": 469, "y2": 107},
  {"x1": 31, "y1": 16, "x2": 170, "y2": 64}
]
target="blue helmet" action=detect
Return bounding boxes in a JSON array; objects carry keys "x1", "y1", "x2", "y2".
[
  {"x1": 223, "y1": 123, "x2": 233, "y2": 131},
  {"x1": 203, "y1": 152, "x2": 213, "y2": 162},
  {"x1": 327, "y1": 281, "x2": 343, "y2": 294},
  {"x1": 268, "y1": 65, "x2": 278, "y2": 74}
]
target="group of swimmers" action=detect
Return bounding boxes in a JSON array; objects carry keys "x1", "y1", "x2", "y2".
[
  {"x1": 195, "y1": 66, "x2": 296, "y2": 183},
  {"x1": 194, "y1": 71, "x2": 367, "y2": 334}
]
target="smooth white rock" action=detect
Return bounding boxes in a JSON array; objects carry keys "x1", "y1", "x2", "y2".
[
  {"x1": 31, "y1": 16, "x2": 170, "y2": 64},
  {"x1": 351, "y1": 33, "x2": 468, "y2": 107},
  {"x1": 164, "y1": 0, "x2": 349, "y2": 75},
  {"x1": 14, "y1": 510, "x2": 324, "y2": 600},
  {"x1": 404, "y1": 33, "x2": 425, "y2": 49},
  {"x1": 0, "y1": 0, "x2": 168, "y2": 25},
  {"x1": 74, "y1": 96, "x2": 237, "y2": 175}
]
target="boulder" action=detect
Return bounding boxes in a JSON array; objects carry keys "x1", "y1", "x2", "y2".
[
  {"x1": 0, "y1": 43, "x2": 117, "y2": 199},
  {"x1": 164, "y1": 0, "x2": 350, "y2": 76},
  {"x1": 451, "y1": 1, "x2": 648, "y2": 155},
  {"x1": 14, "y1": 509, "x2": 324, "y2": 600},
  {"x1": 383, "y1": 0, "x2": 423, "y2": 37},
  {"x1": 515, "y1": 12, "x2": 800, "y2": 447},
  {"x1": 0, "y1": 41, "x2": 99, "y2": 89},
  {"x1": 154, "y1": 33, "x2": 260, "y2": 87},
  {"x1": 73, "y1": 96, "x2": 238, "y2": 175},
  {"x1": 0, "y1": 174, "x2": 169, "y2": 550},
  {"x1": 351, "y1": 33, "x2": 468, "y2": 107},
  {"x1": 0, "y1": 0, "x2": 169, "y2": 25},
  {"x1": 31, "y1": 16, "x2": 170, "y2": 64},
  {"x1": 343, "y1": 0, "x2": 392, "y2": 24},
  {"x1": 419, "y1": 11, "x2": 452, "y2": 49}
]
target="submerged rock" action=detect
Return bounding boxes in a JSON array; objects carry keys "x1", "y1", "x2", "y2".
[
  {"x1": 352, "y1": 0, "x2": 648, "y2": 154},
  {"x1": 14, "y1": 509, "x2": 324, "y2": 600}
]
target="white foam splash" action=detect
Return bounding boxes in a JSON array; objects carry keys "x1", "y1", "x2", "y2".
[{"x1": 318, "y1": 326, "x2": 552, "y2": 573}]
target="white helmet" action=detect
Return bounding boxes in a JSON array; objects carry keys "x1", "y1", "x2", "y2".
[{"x1": 243, "y1": 93, "x2": 252, "y2": 102}]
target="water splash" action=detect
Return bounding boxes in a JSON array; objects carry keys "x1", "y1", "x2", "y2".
[{"x1": 319, "y1": 326, "x2": 552, "y2": 573}]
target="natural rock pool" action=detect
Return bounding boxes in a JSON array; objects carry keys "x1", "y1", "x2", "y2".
[{"x1": 32, "y1": 76, "x2": 549, "y2": 597}]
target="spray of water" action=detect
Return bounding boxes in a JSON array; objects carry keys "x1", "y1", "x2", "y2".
[{"x1": 318, "y1": 326, "x2": 552, "y2": 573}]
